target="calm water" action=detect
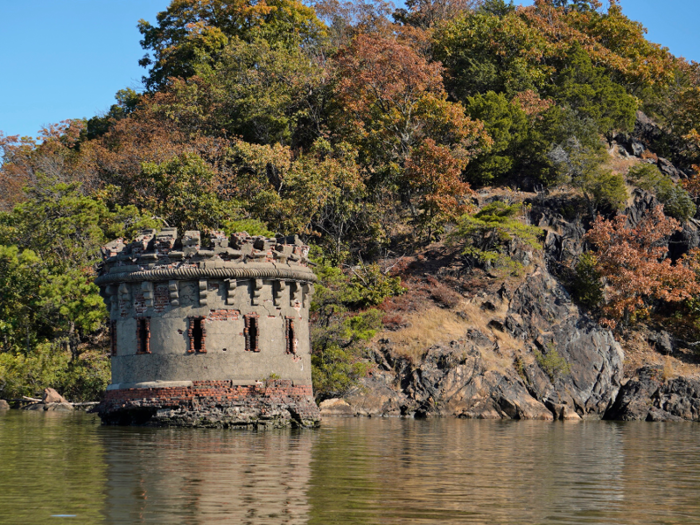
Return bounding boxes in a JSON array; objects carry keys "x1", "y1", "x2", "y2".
[{"x1": 1, "y1": 411, "x2": 700, "y2": 524}]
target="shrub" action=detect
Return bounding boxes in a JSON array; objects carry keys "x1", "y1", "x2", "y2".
[
  {"x1": 627, "y1": 163, "x2": 696, "y2": 221},
  {"x1": 549, "y1": 137, "x2": 627, "y2": 213},
  {"x1": 453, "y1": 201, "x2": 542, "y2": 274},
  {"x1": 0, "y1": 344, "x2": 109, "y2": 401},
  {"x1": 585, "y1": 206, "x2": 699, "y2": 327},
  {"x1": 535, "y1": 345, "x2": 571, "y2": 382},
  {"x1": 310, "y1": 256, "x2": 404, "y2": 400},
  {"x1": 571, "y1": 252, "x2": 604, "y2": 309}
]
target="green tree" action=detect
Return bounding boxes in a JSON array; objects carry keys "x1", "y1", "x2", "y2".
[
  {"x1": 453, "y1": 201, "x2": 542, "y2": 273},
  {"x1": 548, "y1": 43, "x2": 636, "y2": 137},
  {"x1": 0, "y1": 178, "x2": 156, "y2": 398},
  {"x1": 310, "y1": 256, "x2": 403, "y2": 399},
  {"x1": 136, "y1": 153, "x2": 241, "y2": 231},
  {"x1": 157, "y1": 37, "x2": 328, "y2": 146},
  {"x1": 433, "y1": 8, "x2": 552, "y2": 99},
  {"x1": 138, "y1": 0, "x2": 327, "y2": 90},
  {"x1": 463, "y1": 91, "x2": 530, "y2": 185}
]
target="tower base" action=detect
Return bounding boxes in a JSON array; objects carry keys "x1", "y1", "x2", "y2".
[{"x1": 97, "y1": 380, "x2": 321, "y2": 428}]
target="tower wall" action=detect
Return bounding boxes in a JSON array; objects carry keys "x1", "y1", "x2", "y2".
[{"x1": 95, "y1": 229, "x2": 320, "y2": 428}]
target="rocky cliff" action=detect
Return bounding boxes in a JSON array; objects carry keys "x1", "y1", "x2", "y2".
[{"x1": 321, "y1": 116, "x2": 700, "y2": 422}]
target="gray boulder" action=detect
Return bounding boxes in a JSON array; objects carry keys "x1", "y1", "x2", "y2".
[{"x1": 607, "y1": 366, "x2": 700, "y2": 421}]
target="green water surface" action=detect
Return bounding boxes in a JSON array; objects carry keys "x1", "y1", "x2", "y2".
[{"x1": 1, "y1": 410, "x2": 699, "y2": 524}]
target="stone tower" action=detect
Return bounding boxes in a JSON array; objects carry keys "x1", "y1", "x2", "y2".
[{"x1": 95, "y1": 228, "x2": 320, "y2": 428}]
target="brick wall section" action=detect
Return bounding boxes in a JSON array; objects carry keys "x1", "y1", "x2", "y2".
[
  {"x1": 207, "y1": 309, "x2": 240, "y2": 321},
  {"x1": 98, "y1": 380, "x2": 320, "y2": 428},
  {"x1": 244, "y1": 313, "x2": 260, "y2": 352},
  {"x1": 134, "y1": 290, "x2": 147, "y2": 315},
  {"x1": 154, "y1": 284, "x2": 169, "y2": 313}
]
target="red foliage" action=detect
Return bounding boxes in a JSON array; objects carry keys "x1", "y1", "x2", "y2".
[{"x1": 585, "y1": 205, "x2": 700, "y2": 326}]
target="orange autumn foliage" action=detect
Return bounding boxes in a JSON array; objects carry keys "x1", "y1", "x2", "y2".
[{"x1": 585, "y1": 206, "x2": 700, "y2": 327}]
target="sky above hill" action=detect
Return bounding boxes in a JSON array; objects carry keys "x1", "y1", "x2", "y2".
[{"x1": 0, "y1": 0, "x2": 699, "y2": 141}]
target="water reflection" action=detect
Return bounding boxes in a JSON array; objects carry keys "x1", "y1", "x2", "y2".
[
  {"x1": 307, "y1": 419, "x2": 629, "y2": 524},
  {"x1": 102, "y1": 426, "x2": 314, "y2": 524},
  {"x1": 3, "y1": 410, "x2": 700, "y2": 524}
]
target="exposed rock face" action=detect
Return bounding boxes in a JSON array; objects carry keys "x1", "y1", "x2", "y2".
[
  {"x1": 340, "y1": 267, "x2": 623, "y2": 421},
  {"x1": 605, "y1": 366, "x2": 700, "y2": 422},
  {"x1": 506, "y1": 269, "x2": 624, "y2": 418},
  {"x1": 319, "y1": 398, "x2": 355, "y2": 417},
  {"x1": 0, "y1": 400, "x2": 9, "y2": 410},
  {"x1": 348, "y1": 337, "x2": 554, "y2": 420}
]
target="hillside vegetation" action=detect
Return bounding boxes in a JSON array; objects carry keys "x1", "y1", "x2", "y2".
[{"x1": 3, "y1": 0, "x2": 700, "y2": 403}]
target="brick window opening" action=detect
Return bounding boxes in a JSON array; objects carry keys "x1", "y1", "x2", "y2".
[
  {"x1": 285, "y1": 317, "x2": 296, "y2": 355},
  {"x1": 188, "y1": 317, "x2": 206, "y2": 354},
  {"x1": 136, "y1": 317, "x2": 151, "y2": 354},
  {"x1": 244, "y1": 314, "x2": 260, "y2": 352},
  {"x1": 110, "y1": 320, "x2": 118, "y2": 356}
]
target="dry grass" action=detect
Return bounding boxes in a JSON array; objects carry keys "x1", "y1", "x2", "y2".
[
  {"x1": 382, "y1": 306, "x2": 471, "y2": 360},
  {"x1": 603, "y1": 152, "x2": 641, "y2": 175},
  {"x1": 619, "y1": 330, "x2": 700, "y2": 380},
  {"x1": 378, "y1": 295, "x2": 526, "y2": 373}
]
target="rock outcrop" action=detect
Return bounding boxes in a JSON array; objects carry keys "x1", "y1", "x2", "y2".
[
  {"x1": 0, "y1": 399, "x2": 9, "y2": 410},
  {"x1": 337, "y1": 266, "x2": 624, "y2": 421},
  {"x1": 605, "y1": 366, "x2": 700, "y2": 421},
  {"x1": 22, "y1": 388, "x2": 74, "y2": 412}
]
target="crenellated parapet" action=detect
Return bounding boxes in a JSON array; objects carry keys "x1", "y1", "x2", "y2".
[
  {"x1": 94, "y1": 228, "x2": 320, "y2": 429},
  {"x1": 97, "y1": 229, "x2": 316, "y2": 286}
]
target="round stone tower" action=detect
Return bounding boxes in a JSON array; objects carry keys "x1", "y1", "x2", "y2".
[{"x1": 95, "y1": 228, "x2": 320, "y2": 428}]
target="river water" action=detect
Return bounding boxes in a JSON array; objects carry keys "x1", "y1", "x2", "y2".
[{"x1": 1, "y1": 411, "x2": 700, "y2": 524}]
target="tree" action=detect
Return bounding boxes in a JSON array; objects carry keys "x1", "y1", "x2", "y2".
[
  {"x1": 332, "y1": 33, "x2": 489, "y2": 225},
  {"x1": 155, "y1": 37, "x2": 329, "y2": 146},
  {"x1": 404, "y1": 138, "x2": 473, "y2": 236},
  {"x1": 433, "y1": 8, "x2": 553, "y2": 99},
  {"x1": 584, "y1": 206, "x2": 699, "y2": 327},
  {"x1": 86, "y1": 89, "x2": 142, "y2": 140},
  {"x1": 0, "y1": 120, "x2": 88, "y2": 211},
  {"x1": 138, "y1": 0, "x2": 327, "y2": 90},
  {"x1": 394, "y1": 0, "x2": 481, "y2": 29},
  {"x1": 548, "y1": 43, "x2": 636, "y2": 137},
  {"x1": 0, "y1": 246, "x2": 46, "y2": 355},
  {"x1": 0, "y1": 177, "x2": 157, "y2": 359},
  {"x1": 137, "y1": 153, "x2": 244, "y2": 231},
  {"x1": 548, "y1": 135, "x2": 627, "y2": 213},
  {"x1": 462, "y1": 91, "x2": 531, "y2": 185},
  {"x1": 453, "y1": 201, "x2": 542, "y2": 273}
]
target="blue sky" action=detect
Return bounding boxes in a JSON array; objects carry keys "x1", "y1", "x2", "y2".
[{"x1": 0, "y1": 0, "x2": 699, "y2": 141}]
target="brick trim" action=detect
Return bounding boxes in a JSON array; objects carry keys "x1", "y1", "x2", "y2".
[
  {"x1": 136, "y1": 317, "x2": 151, "y2": 354},
  {"x1": 244, "y1": 313, "x2": 260, "y2": 352},
  {"x1": 187, "y1": 317, "x2": 206, "y2": 354}
]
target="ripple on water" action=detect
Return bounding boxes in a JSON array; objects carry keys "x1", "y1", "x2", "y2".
[{"x1": 2, "y1": 411, "x2": 700, "y2": 524}]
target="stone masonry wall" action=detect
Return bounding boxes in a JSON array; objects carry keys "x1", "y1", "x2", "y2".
[{"x1": 99, "y1": 380, "x2": 320, "y2": 428}]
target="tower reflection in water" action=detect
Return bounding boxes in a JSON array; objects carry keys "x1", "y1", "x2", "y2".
[{"x1": 102, "y1": 426, "x2": 314, "y2": 525}]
